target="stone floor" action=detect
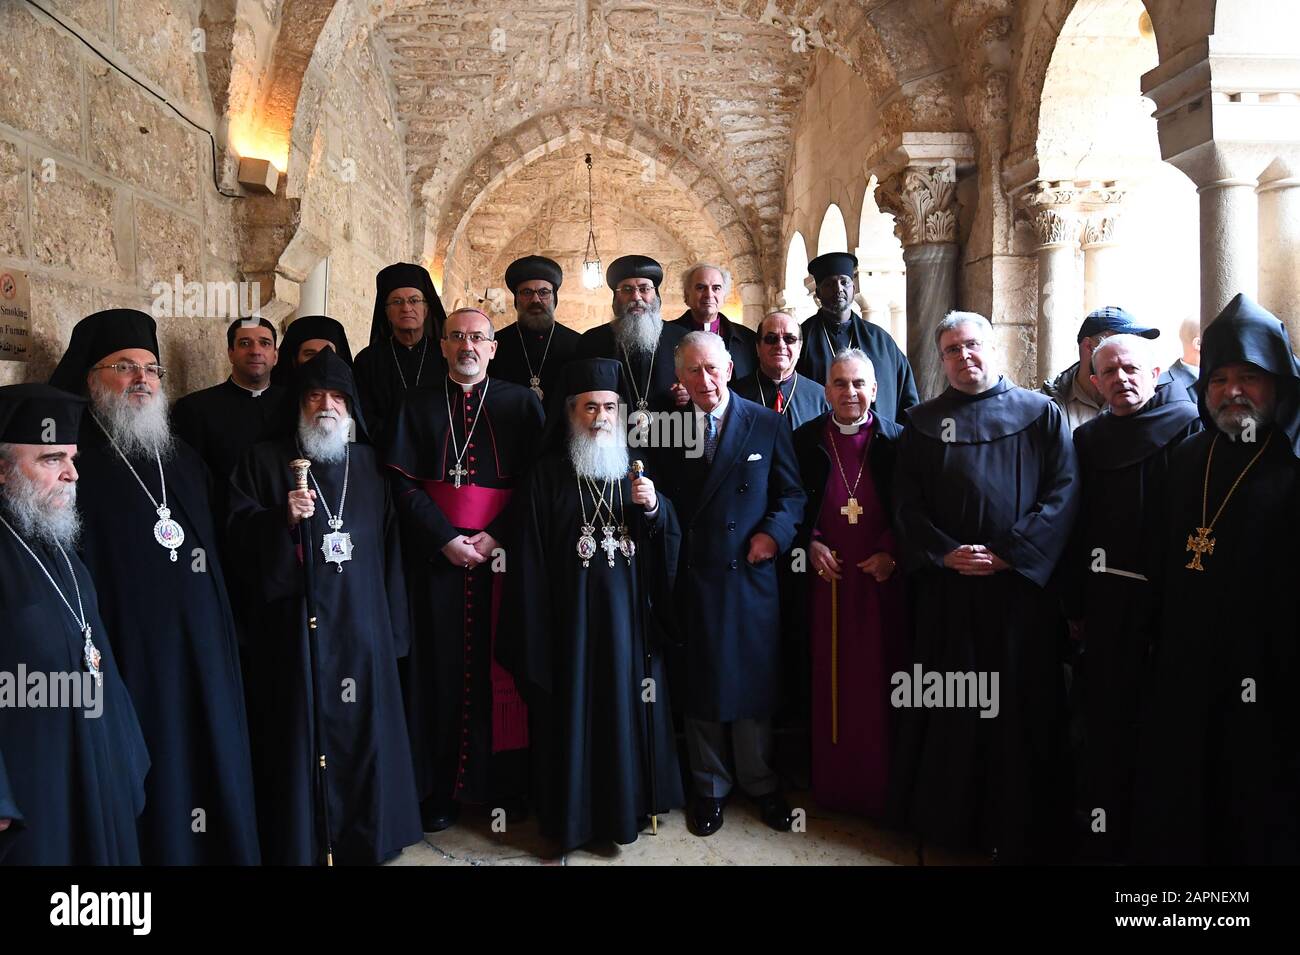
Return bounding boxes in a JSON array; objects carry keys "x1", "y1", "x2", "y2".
[{"x1": 384, "y1": 794, "x2": 987, "y2": 866}]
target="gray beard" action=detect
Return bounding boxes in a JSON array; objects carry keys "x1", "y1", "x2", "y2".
[
  {"x1": 91, "y1": 384, "x2": 174, "y2": 461},
  {"x1": 1213, "y1": 400, "x2": 1272, "y2": 439},
  {"x1": 298, "y1": 413, "x2": 351, "y2": 464},
  {"x1": 518, "y1": 303, "x2": 555, "y2": 333},
  {"x1": 612, "y1": 298, "x2": 662, "y2": 357},
  {"x1": 1, "y1": 470, "x2": 81, "y2": 550},
  {"x1": 568, "y1": 425, "x2": 629, "y2": 481}
]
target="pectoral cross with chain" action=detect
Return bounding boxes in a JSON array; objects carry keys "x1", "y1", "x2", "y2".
[
  {"x1": 1184, "y1": 526, "x2": 1215, "y2": 571},
  {"x1": 840, "y1": 497, "x2": 863, "y2": 525},
  {"x1": 600, "y1": 526, "x2": 620, "y2": 566},
  {"x1": 449, "y1": 463, "x2": 468, "y2": 489}
]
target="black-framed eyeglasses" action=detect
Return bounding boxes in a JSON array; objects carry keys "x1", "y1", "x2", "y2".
[
  {"x1": 762, "y1": 333, "x2": 799, "y2": 346},
  {"x1": 615, "y1": 284, "x2": 657, "y2": 297},
  {"x1": 386, "y1": 296, "x2": 426, "y2": 308},
  {"x1": 445, "y1": 330, "x2": 493, "y2": 344},
  {"x1": 92, "y1": 361, "x2": 166, "y2": 380},
  {"x1": 517, "y1": 288, "x2": 553, "y2": 301}
]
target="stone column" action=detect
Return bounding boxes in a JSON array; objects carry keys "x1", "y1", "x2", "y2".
[
  {"x1": 1257, "y1": 160, "x2": 1300, "y2": 339},
  {"x1": 1023, "y1": 191, "x2": 1083, "y2": 385},
  {"x1": 1081, "y1": 202, "x2": 1124, "y2": 312},
  {"x1": 877, "y1": 165, "x2": 963, "y2": 400},
  {"x1": 1196, "y1": 174, "x2": 1260, "y2": 326}
]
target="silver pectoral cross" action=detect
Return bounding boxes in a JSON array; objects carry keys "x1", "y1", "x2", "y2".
[
  {"x1": 449, "y1": 462, "x2": 468, "y2": 488},
  {"x1": 600, "y1": 526, "x2": 619, "y2": 567}
]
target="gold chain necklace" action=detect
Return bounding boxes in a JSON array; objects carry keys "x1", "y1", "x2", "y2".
[
  {"x1": 827, "y1": 423, "x2": 869, "y2": 525},
  {"x1": 1185, "y1": 430, "x2": 1273, "y2": 571}
]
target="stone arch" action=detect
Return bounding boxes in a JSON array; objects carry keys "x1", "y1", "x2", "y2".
[
  {"x1": 816, "y1": 203, "x2": 849, "y2": 256},
  {"x1": 782, "y1": 231, "x2": 815, "y2": 320}
]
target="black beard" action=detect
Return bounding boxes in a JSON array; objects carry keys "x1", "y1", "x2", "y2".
[{"x1": 518, "y1": 304, "x2": 555, "y2": 333}]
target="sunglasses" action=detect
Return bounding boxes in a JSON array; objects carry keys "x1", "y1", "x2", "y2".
[{"x1": 762, "y1": 333, "x2": 799, "y2": 346}]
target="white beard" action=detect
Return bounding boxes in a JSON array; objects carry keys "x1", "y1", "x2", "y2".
[
  {"x1": 612, "y1": 297, "x2": 662, "y2": 357},
  {"x1": 298, "y1": 411, "x2": 351, "y2": 463},
  {"x1": 1, "y1": 467, "x2": 81, "y2": 550},
  {"x1": 91, "y1": 381, "x2": 174, "y2": 460},
  {"x1": 1213, "y1": 397, "x2": 1272, "y2": 439},
  {"x1": 568, "y1": 421, "x2": 629, "y2": 481}
]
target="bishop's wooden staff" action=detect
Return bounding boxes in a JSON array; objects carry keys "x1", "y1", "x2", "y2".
[{"x1": 290, "y1": 457, "x2": 335, "y2": 866}]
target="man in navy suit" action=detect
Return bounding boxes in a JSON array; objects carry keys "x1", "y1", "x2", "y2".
[{"x1": 658, "y1": 330, "x2": 806, "y2": 837}]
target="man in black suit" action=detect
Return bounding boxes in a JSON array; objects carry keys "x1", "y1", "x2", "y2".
[
  {"x1": 667, "y1": 263, "x2": 757, "y2": 380},
  {"x1": 658, "y1": 330, "x2": 806, "y2": 837}
]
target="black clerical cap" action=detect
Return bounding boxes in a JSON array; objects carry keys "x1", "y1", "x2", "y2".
[
  {"x1": 290, "y1": 347, "x2": 370, "y2": 442},
  {"x1": 557, "y1": 357, "x2": 625, "y2": 399},
  {"x1": 369, "y1": 262, "x2": 447, "y2": 350},
  {"x1": 270, "y1": 314, "x2": 353, "y2": 388},
  {"x1": 1076, "y1": 305, "x2": 1159, "y2": 342},
  {"x1": 808, "y1": 252, "x2": 858, "y2": 283},
  {"x1": 1198, "y1": 293, "x2": 1300, "y2": 449},
  {"x1": 49, "y1": 309, "x2": 159, "y2": 395},
  {"x1": 505, "y1": 256, "x2": 563, "y2": 301},
  {"x1": 606, "y1": 255, "x2": 663, "y2": 291},
  {"x1": 0, "y1": 384, "x2": 87, "y2": 445}
]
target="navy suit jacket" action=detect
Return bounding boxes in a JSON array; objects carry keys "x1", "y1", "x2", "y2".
[{"x1": 657, "y1": 392, "x2": 806, "y2": 721}]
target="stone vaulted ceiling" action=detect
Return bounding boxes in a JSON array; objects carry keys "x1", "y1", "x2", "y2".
[{"x1": 367, "y1": 0, "x2": 964, "y2": 285}]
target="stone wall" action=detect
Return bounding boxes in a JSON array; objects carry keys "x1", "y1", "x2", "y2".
[
  {"x1": 0, "y1": 0, "x2": 241, "y2": 395},
  {"x1": 277, "y1": 26, "x2": 414, "y2": 357}
]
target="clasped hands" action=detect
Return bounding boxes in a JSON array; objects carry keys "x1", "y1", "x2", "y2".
[
  {"x1": 943, "y1": 544, "x2": 1009, "y2": 576},
  {"x1": 811, "y1": 539, "x2": 895, "y2": 582}
]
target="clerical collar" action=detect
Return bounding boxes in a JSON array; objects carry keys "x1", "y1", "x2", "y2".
[
  {"x1": 763, "y1": 369, "x2": 795, "y2": 386},
  {"x1": 229, "y1": 377, "x2": 269, "y2": 398},
  {"x1": 452, "y1": 375, "x2": 485, "y2": 394},
  {"x1": 832, "y1": 410, "x2": 872, "y2": 435},
  {"x1": 693, "y1": 313, "x2": 720, "y2": 334}
]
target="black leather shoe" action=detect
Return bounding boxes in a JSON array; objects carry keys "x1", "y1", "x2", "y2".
[
  {"x1": 421, "y1": 799, "x2": 459, "y2": 833},
  {"x1": 755, "y1": 792, "x2": 793, "y2": 832},
  {"x1": 691, "y1": 797, "x2": 724, "y2": 837}
]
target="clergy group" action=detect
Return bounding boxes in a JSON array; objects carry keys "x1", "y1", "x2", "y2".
[{"x1": 1, "y1": 246, "x2": 1296, "y2": 867}]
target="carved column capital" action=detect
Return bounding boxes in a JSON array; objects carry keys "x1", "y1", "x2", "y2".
[{"x1": 877, "y1": 163, "x2": 961, "y2": 247}]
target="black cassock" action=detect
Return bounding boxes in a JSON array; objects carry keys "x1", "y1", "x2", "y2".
[
  {"x1": 732, "y1": 370, "x2": 829, "y2": 431},
  {"x1": 72, "y1": 422, "x2": 259, "y2": 864},
  {"x1": 1132, "y1": 428, "x2": 1300, "y2": 864},
  {"x1": 228, "y1": 437, "x2": 422, "y2": 865},
  {"x1": 490, "y1": 320, "x2": 583, "y2": 409},
  {"x1": 498, "y1": 452, "x2": 685, "y2": 850},
  {"x1": 386, "y1": 377, "x2": 545, "y2": 808},
  {"x1": 578, "y1": 322, "x2": 689, "y2": 412},
  {"x1": 1066, "y1": 383, "x2": 1200, "y2": 860},
  {"x1": 667, "y1": 311, "x2": 758, "y2": 380},
  {"x1": 353, "y1": 334, "x2": 446, "y2": 449},
  {"x1": 172, "y1": 378, "x2": 288, "y2": 484},
  {"x1": 0, "y1": 529, "x2": 149, "y2": 865},
  {"x1": 796, "y1": 309, "x2": 918, "y2": 423},
  {"x1": 891, "y1": 377, "x2": 1079, "y2": 862}
]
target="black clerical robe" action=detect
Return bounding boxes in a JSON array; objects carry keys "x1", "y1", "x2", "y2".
[
  {"x1": 891, "y1": 377, "x2": 1079, "y2": 862},
  {"x1": 227, "y1": 437, "x2": 422, "y2": 865},
  {"x1": 668, "y1": 311, "x2": 757, "y2": 380},
  {"x1": 353, "y1": 334, "x2": 445, "y2": 449},
  {"x1": 498, "y1": 451, "x2": 685, "y2": 850},
  {"x1": 490, "y1": 320, "x2": 583, "y2": 408},
  {"x1": 1132, "y1": 428, "x2": 1300, "y2": 864},
  {"x1": 796, "y1": 310, "x2": 918, "y2": 423},
  {"x1": 1067, "y1": 383, "x2": 1200, "y2": 860},
  {"x1": 386, "y1": 377, "x2": 545, "y2": 809},
  {"x1": 733, "y1": 370, "x2": 828, "y2": 430},
  {"x1": 72, "y1": 421, "x2": 260, "y2": 865},
  {"x1": 172, "y1": 378, "x2": 287, "y2": 484},
  {"x1": 0, "y1": 527, "x2": 149, "y2": 865},
  {"x1": 578, "y1": 322, "x2": 689, "y2": 413}
]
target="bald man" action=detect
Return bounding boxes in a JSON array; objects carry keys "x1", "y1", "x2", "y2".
[{"x1": 385, "y1": 307, "x2": 545, "y2": 832}]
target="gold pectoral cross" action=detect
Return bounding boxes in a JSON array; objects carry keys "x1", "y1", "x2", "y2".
[
  {"x1": 840, "y1": 497, "x2": 863, "y2": 525},
  {"x1": 1184, "y1": 526, "x2": 1215, "y2": 571}
]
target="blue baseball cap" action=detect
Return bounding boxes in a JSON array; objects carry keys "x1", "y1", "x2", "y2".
[{"x1": 1077, "y1": 305, "x2": 1160, "y2": 343}]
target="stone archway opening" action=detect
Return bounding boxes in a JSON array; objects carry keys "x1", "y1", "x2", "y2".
[
  {"x1": 782, "y1": 231, "x2": 815, "y2": 321},
  {"x1": 1025, "y1": 0, "x2": 1199, "y2": 379}
]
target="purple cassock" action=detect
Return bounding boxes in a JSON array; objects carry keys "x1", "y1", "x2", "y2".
[{"x1": 808, "y1": 415, "x2": 906, "y2": 817}]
